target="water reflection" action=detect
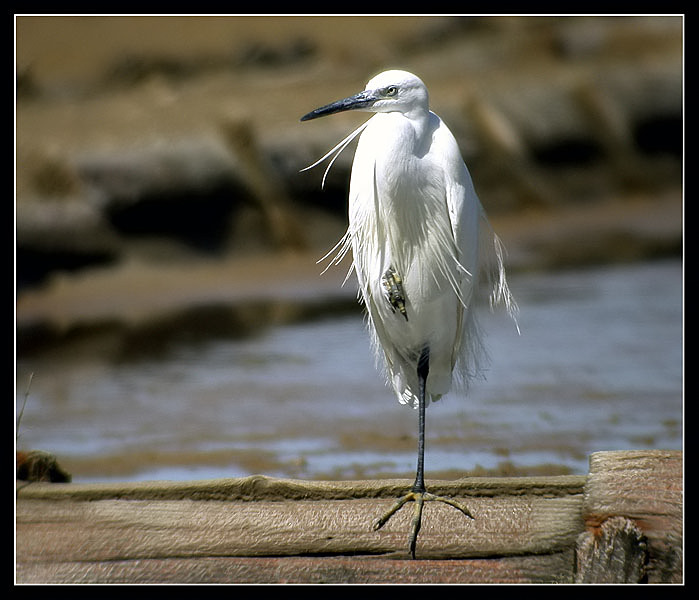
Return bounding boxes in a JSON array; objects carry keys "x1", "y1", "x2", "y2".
[{"x1": 16, "y1": 260, "x2": 683, "y2": 482}]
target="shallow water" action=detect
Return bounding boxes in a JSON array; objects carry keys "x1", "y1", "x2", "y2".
[{"x1": 16, "y1": 260, "x2": 683, "y2": 483}]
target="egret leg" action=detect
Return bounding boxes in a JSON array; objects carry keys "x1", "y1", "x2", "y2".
[{"x1": 373, "y1": 347, "x2": 474, "y2": 559}]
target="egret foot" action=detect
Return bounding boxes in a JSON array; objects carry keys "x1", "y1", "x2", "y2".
[
  {"x1": 373, "y1": 489, "x2": 474, "y2": 559},
  {"x1": 381, "y1": 266, "x2": 408, "y2": 321}
]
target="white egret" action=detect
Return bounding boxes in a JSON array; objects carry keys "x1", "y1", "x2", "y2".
[{"x1": 301, "y1": 70, "x2": 518, "y2": 558}]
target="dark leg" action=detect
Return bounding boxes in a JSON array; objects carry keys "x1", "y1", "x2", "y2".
[
  {"x1": 406, "y1": 348, "x2": 429, "y2": 558},
  {"x1": 373, "y1": 347, "x2": 474, "y2": 559},
  {"x1": 411, "y1": 347, "x2": 429, "y2": 494}
]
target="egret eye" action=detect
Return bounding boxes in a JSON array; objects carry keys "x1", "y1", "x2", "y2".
[{"x1": 384, "y1": 86, "x2": 398, "y2": 97}]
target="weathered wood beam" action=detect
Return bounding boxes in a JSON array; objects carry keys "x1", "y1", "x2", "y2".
[
  {"x1": 16, "y1": 450, "x2": 682, "y2": 584},
  {"x1": 575, "y1": 450, "x2": 683, "y2": 583}
]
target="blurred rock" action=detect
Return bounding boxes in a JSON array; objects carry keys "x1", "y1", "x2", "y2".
[{"x1": 17, "y1": 450, "x2": 72, "y2": 483}]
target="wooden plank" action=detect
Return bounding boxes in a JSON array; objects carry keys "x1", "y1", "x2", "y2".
[
  {"x1": 576, "y1": 450, "x2": 683, "y2": 583},
  {"x1": 15, "y1": 554, "x2": 578, "y2": 585},
  {"x1": 15, "y1": 473, "x2": 587, "y2": 502},
  {"x1": 16, "y1": 494, "x2": 584, "y2": 560},
  {"x1": 16, "y1": 451, "x2": 683, "y2": 584},
  {"x1": 16, "y1": 475, "x2": 585, "y2": 583}
]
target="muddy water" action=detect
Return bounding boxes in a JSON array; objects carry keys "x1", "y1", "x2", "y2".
[{"x1": 16, "y1": 260, "x2": 682, "y2": 482}]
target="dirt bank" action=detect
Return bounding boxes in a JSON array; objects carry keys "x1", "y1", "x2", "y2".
[{"x1": 16, "y1": 16, "x2": 683, "y2": 350}]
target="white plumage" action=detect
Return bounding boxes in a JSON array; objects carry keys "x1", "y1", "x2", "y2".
[
  {"x1": 301, "y1": 69, "x2": 518, "y2": 558},
  {"x1": 304, "y1": 70, "x2": 517, "y2": 408}
]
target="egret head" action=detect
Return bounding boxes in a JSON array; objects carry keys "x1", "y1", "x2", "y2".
[{"x1": 300, "y1": 70, "x2": 429, "y2": 122}]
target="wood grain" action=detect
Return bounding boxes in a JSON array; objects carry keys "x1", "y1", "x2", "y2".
[{"x1": 16, "y1": 451, "x2": 683, "y2": 583}]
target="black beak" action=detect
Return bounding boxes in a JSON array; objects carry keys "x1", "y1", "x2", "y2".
[{"x1": 300, "y1": 89, "x2": 377, "y2": 122}]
